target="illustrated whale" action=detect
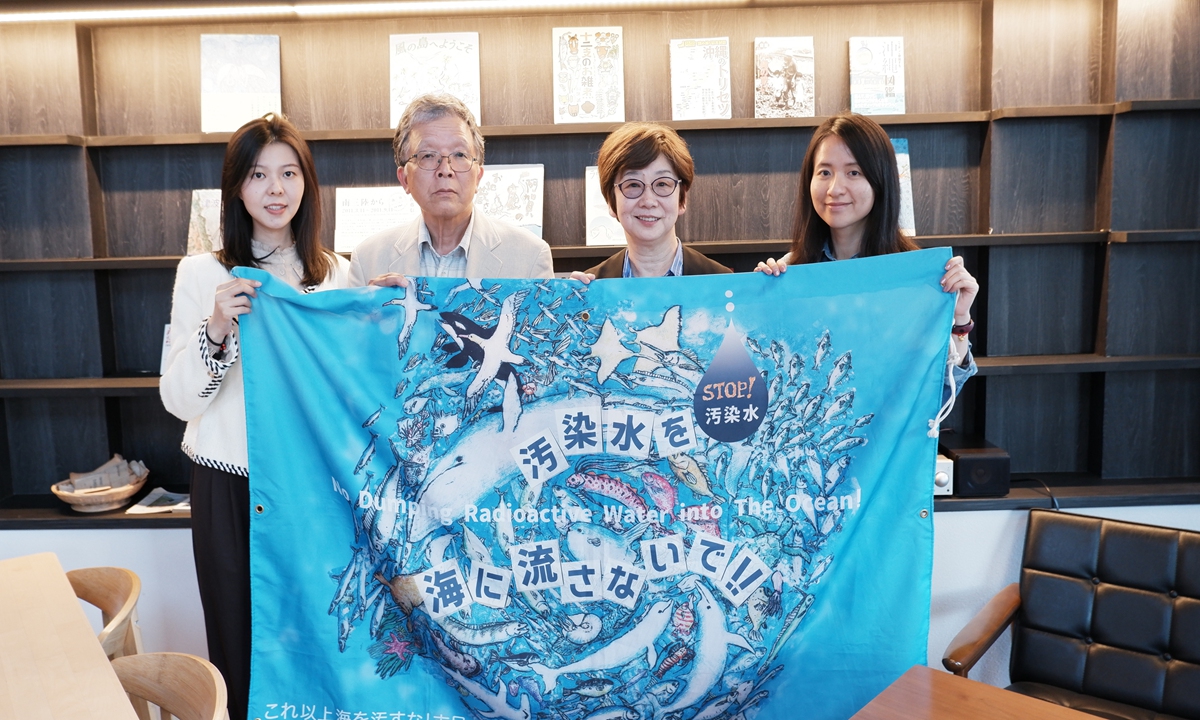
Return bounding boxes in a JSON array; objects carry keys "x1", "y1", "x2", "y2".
[
  {"x1": 528, "y1": 599, "x2": 674, "y2": 692},
  {"x1": 657, "y1": 579, "x2": 753, "y2": 716}
]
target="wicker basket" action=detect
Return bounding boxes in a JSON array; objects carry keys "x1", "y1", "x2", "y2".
[{"x1": 51, "y1": 464, "x2": 150, "y2": 513}]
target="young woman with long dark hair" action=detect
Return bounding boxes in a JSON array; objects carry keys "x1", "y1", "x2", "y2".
[
  {"x1": 160, "y1": 113, "x2": 347, "y2": 720},
  {"x1": 757, "y1": 112, "x2": 978, "y2": 397}
]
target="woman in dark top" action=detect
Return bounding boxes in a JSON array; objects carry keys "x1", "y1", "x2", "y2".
[
  {"x1": 757, "y1": 112, "x2": 978, "y2": 396},
  {"x1": 574, "y1": 122, "x2": 730, "y2": 280}
]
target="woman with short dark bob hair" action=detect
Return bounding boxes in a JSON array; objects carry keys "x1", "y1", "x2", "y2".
[
  {"x1": 160, "y1": 113, "x2": 347, "y2": 720},
  {"x1": 758, "y1": 112, "x2": 977, "y2": 397},
  {"x1": 575, "y1": 122, "x2": 731, "y2": 279}
]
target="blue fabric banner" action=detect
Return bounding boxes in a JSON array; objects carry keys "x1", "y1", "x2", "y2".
[{"x1": 238, "y1": 248, "x2": 952, "y2": 720}]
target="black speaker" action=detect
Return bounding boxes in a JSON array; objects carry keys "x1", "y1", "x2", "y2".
[{"x1": 938, "y1": 436, "x2": 1011, "y2": 498}]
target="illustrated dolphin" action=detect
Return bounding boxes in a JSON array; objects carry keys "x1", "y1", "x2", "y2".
[
  {"x1": 528, "y1": 599, "x2": 674, "y2": 692},
  {"x1": 443, "y1": 666, "x2": 532, "y2": 720}
]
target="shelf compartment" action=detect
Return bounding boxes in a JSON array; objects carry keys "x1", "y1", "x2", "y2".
[
  {"x1": 0, "y1": 377, "x2": 159, "y2": 397},
  {"x1": 976, "y1": 353, "x2": 1200, "y2": 374}
]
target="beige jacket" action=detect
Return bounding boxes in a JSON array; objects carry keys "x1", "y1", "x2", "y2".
[{"x1": 348, "y1": 213, "x2": 554, "y2": 285}]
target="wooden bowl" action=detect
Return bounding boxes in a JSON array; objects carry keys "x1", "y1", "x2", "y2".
[{"x1": 51, "y1": 467, "x2": 150, "y2": 513}]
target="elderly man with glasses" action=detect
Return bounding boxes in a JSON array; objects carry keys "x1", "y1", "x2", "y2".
[
  {"x1": 574, "y1": 122, "x2": 731, "y2": 280},
  {"x1": 349, "y1": 94, "x2": 553, "y2": 287}
]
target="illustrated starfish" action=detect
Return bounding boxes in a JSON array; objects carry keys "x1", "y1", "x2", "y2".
[{"x1": 383, "y1": 631, "x2": 413, "y2": 661}]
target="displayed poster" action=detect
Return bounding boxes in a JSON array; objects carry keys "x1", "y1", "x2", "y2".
[
  {"x1": 585, "y1": 165, "x2": 625, "y2": 246},
  {"x1": 475, "y1": 164, "x2": 544, "y2": 238},
  {"x1": 186, "y1": 188, "x2": 222, "y2": 255},
  {"x1": 238, "y1": 248, "x2": 954, "y2": 720},
  {"x1": 553, "y1": 27, "x2": 625, "y2": 124},
  {"x1": 335, "y1": 187, "x2": 421, "y2": 253},
  {"x1": 200, "y1": 34, "x2": 281, "y2": 133},
  {"x1": 390, "y1": 33, "x2": 482, "y2": 127},
  {"x1": 891, "y1": 138, "x2": 916, "y2": 237},
  {"x1": 670, "y1": 37, "x2": 732, "y2": 121},
  {"x1": 849, "y1": 37, "x2": 905, "y2": 115},
  {"x1": 754, "y1": 37, "x2": 815, "y2": 118}
]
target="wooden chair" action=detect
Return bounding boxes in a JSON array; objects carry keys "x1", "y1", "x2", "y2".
[
  {"x1": 66, "y1": 566, "x2": 146, "y2": 660},
  {"x1": 111, "y1": 652, "x2": 229, "y2": 720}
]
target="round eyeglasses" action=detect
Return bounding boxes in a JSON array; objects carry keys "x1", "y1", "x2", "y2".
[
  {"x1": 406, "y1": 151, "x2": 478, "y2": 173},
  {"x1": 615, "y1": 177, "x2": 681, "y2": 199}
]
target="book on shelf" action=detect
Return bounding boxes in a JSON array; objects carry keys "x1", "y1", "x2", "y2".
[
  {"x1": 334, "y1": 165, "x2": 545, "y2": 253},
  {"x1": 891, "y1": 138, "x2": 916, "y2": 236},
  {"x1": 186, "y1": 189, "x2": 222, "y2": 255},
  {"x1": 334, "y1": 187, "x2": 421, "y2": 253},
  {"x1": 125, "y1": 487, "x2": 191, "y2": 515},
  {"x1": 754, "y1": 37, "x2": 815, "y2": 118},
  {"x1": 585, "y1": 166, "x2": 625, "y2": 247},
  {"x1": 199, "y1": 34, "x2": 281, "y2": 133},
  {"x1": 670, "y1": 37, "x2": 732, "y2": 121},
  {"x1": 849, "y1": 36, "x2": 905, "y2": 115},
  {"x1": 552, "y1": 27, "x2": 625, "y2": 124},
  {"x1": 390, "y1": 32, "x2": 482, "y2": 126},
  {"x1": 475, "y1": 164, "x2": 545, "y2": 238}
]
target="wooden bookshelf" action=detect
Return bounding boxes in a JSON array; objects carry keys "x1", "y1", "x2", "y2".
[{"x1": 0, "y1": 0, "x2": 1198, "y2": 498}]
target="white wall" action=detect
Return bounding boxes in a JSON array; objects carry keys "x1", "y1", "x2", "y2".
[{"x1": 3, "y1": 503, "x2": 1198, "y2": 687}]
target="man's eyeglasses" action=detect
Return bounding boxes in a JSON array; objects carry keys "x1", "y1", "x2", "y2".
[
  {"x1": 615, "y1": 177, "x2": 681, "y2": 199},
  {"x1": 406, "y1": 151, "x2": 478, "y2": 173}
]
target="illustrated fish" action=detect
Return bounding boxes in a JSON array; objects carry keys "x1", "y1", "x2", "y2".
[
  {"x1": 821, "y1": 390, "x2": 854, "y2": 424},
  {"x1": 671, "y1": 600, "x2": 695, "y2": 638},
  {"x1": 494, "y1": 492, "x2": 516, "y2": 553},
  {"x1": 667, "y1": 454, "x2": 724, "y2": 504},
  {"x1": 565, "y1": 677, "x2": 614, "y2": 698},
  {"x1": 824, "y1": 351, "x2": 852, "y2": 394},
  {"x1": 374, "y1": 571, "x2": 423, "y2": 616},
  {"x1": 439, "y1": 616, "x2": 529, "y2": 646},
  {"x1": 567, "y1": 471, "x2": 655, "y2": 520},
  {"x1": 431, "y1": 631, "x2": 482, "y2": 677},
  {"x1": 818, "y1": 425, "x2": 846, "y2": 446},
  {"x1": 798, "y1": 395, "x2": 822, "y2": 423},
  {"x1": 444, "y1": 666, "x2": 532, "y2": 720},
  {"x1": 562, "y1": 612, "x2": 602, "y2": 644},
  {"x1": 354, "y1": 432, "x2": 378, "y2": 475},
  {"x1": 566, "y1": 522, "x2": 645, "y2": 564},
  {"x1": 328, "y1": 546, "x2": 364, "y2": 614},
  {"x1": 658, "y1": 579, "x2": 753, "y2": 715},
  {"x1": 582, "y1": 708, "x2": 638, "y2": 720},
  {"x1": 692, "y1": 690, "x2": 738, "y2": 720},
  {"x1": 492, "y1": 650, "x2": 539, "y2": 668},
  {"x1": 763, "y1": 594, "x2": 815, "y2": 667},
  {"x1": 745, "y1": 586, "x2": 771, "y2": 642},
  {"x1": 362, "y1": 404, "x2": 385, "y2": 428},
  {"x1": 363, "y1": 464, "x2": 403, "y2": 556},
  {"x1": 724, "y1": 647, "x2": 766, "y2": 675},
  {"x1": 552, "y1": 486, "x2": 591, "y2": 533},
  {"x1": 404, "y1": 352, "x2": 425, "y2": 372},
  {"x1": 653, "y1": 641, "x2": 694, "y2": 678},
  {"x1": 528, "y1": 599, "x2": 674, "y2": 692},
  {"x1": 641, "y1": 471, "x2": 678, "y2": 521},
  {"x1": 433, "y1": 413, "x2": 460, "y2": 439},
  {"x1": 393, "y1": 379, "x2": 409, "y2": 398},
  {"x1": 851, "y1": 413, "x2": 875, "y2": 431},
  {"x1": 680, "y1": 503, "x2": 723, "y2": 538},
  {"x1": 824, "y1": 456, "x2": 851, "y2": 494},
  {"x1": 829, "y1": 436, "x2": 867, "y2": 456},
  {"x1": 813, "y1": 330, "x2": 831, "y2": 371},
  {"x1": 462, "y1": 525, "x2": 491, "y2": 566},
  {"x1": 508, "y1": 676, "x2": 544, "y2": 705},
  {"x1": 404, "y1": 395, "x2": 430, "y2": 415},
  {"x1": 786, "y1": 353, "x2": 804, "y2": 385},
  {"x1": 646, "y1": 680, "x2": 681, "y2": 702},
  {"x1": 768, "y1": 340, "x2": 785, "y2": 367}
]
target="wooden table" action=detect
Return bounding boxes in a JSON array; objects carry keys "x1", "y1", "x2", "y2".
[
  {"x1": 852, "y1": 665, "x2": 1094, "y2": 720},
  {"x1": 0, "y1": 552, "x2": 137, "y2": 719}
]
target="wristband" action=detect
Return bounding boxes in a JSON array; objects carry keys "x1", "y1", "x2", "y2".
[{"x1": 952, "y1": 320, "x2": 975, "y2": 337}]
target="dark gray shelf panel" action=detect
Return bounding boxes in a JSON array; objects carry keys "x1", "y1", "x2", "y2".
[
  {"x1": 0, "y1": 256, "x2": 182, "y2": 271},
  {"x1": 934, "y1": 475, "x2": 1200, "y2": 512},
  {"x1": 0, "y1": 377, "x2": 159, "y2": 397},
  {"x1": 976, "y1": 353, "x2": 1200, "y2": 375}
]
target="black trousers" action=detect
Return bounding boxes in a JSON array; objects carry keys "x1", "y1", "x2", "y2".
[{"x1": 190, "y1": 460, "x2": 251, "y2": 720}]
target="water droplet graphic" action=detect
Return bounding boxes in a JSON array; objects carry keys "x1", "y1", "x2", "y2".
[
  {"x1": 725, "y1": 290, "x2": 733, "y2": 298},
  {"x1": 693, "y1": 325, "x2": 768, "y2": 442}
]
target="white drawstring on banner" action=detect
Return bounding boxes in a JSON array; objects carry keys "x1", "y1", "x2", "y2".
[{"x1": 927, "y1": 291, "x2": 961, "y2": 438}]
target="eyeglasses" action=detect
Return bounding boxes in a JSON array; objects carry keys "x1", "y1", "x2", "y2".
[
  {"x1": 406, "y1": 151, "x2": 478, "y2": 173},
  {"x1": 615, "y1": 177, "x2": 681, "y2": 199}
]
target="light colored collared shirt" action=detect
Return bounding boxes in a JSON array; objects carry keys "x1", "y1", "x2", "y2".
[
  {"x1": 417, "y1": 213, "x2": 476, "y2": 278},
  {"x1": 622, "y1": 239, "x2": 685, "y2": 278}
]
